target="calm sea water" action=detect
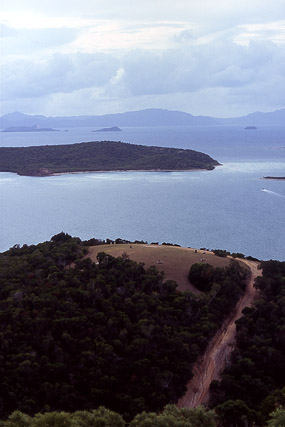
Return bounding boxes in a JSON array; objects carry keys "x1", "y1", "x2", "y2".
[{"x1": 0, "y1": 126, "x2": 284, "y2": 260}]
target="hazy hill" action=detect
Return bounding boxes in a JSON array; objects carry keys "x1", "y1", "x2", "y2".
[
  {"x1": 1, "y1": 108, "x2": 284, "y2": 129},
  {"x1": 0, "y1": 109, "x2": 218, "y2": 128},
  {"x1": 217, "y1": 109, "x2": 285, "y2": 126}
]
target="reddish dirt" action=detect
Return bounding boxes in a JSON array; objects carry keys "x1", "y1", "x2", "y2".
[{"x1": 177, "y1": 259, "x2": 261, "y2": 408}]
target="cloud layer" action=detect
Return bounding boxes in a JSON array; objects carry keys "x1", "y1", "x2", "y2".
[{"x1": 1, "y1": 1, "x2": 285, "y2": 116}]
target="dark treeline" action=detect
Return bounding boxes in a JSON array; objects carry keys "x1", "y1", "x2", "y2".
[
  {"x1": 210, "y1": 260, "x2": 285, "y2": 426},
  {"x1": 0, "y1": 405, "x2": 217, "y2": 427},
  {"x1": 0, "y1": 141, "x2": 219, "y2": 176},
  {"x1": 0, "y1": 234, "x2": 246, "y2": 421},
  {"x1": 1, "y1": 405, "x2": 284, "y2": 426}
]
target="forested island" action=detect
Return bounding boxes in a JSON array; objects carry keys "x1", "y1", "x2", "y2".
[
  {"x1": 0, "y1": 141, "x2": 219, "y2": 176},
  {"x1": 0, "y1": 234, "x2": 284, "y2": 426}
]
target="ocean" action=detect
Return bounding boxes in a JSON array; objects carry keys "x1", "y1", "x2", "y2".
[{"x1": 0, "y1": 125, "x2": 284, "y2": 260}]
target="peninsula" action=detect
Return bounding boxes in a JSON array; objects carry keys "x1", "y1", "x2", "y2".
[
  {"x1": 0, "y1": 140, "x2": 220, "y2": 176},
  {"x1": 2, "y1": 124, "x2": 59, "y2": 132}
]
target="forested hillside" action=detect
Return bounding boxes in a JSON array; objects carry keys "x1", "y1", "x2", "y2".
[
  {"x1": 0, "y1": 234, "x2": 246, "y2": 421},
  {"x1": 210, "y1": 260, "x2": 285, "y2": 426},
  {"x1": 0, "y1": 141, "x2": 219, "y2": 176}
]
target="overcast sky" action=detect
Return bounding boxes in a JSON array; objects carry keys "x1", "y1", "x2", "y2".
[{"x1": 1, "y1": 0, "x2": 285, "y2": 117}]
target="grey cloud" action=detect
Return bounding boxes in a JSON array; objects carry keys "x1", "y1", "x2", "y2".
[
  {"x1": 174, "y1": 29, "x2": 195, "y2": 44},
  {"x1": 2, "y1": 53, "x2": 120, "y2": 99},
  {"x1": 117, "y1": 40, "x2": 285, "y2": 97},
  {"x1": 2, "y1": 35, "x2": 284, "y2": 117}
]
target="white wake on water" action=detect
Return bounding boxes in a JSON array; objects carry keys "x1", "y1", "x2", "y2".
[{"x1": 261, "y1": 189, "x2": 285, "y2": 198}]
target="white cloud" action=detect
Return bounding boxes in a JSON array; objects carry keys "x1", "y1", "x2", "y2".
[
  {"x1": 1, "y1": 26, "x2": 79, "y2": 59},
  {"x1": 3, "y1": 0, "x2": 285, "y2": 23},
  {"x1": 236, "y1": 21, "x2": 285, "y2": 45},
  {"x1": 114, "y1": 39, "x2": 285, "y2": 96}
]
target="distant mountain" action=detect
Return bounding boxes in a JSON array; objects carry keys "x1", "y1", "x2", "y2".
[
  {"x1": 0, "y1": 109, "x2": 219, "y2": 128},
  {"x1": 216, "y1": 109, "x2": 285, "y2": 126},
  {"x1": 0, "y1": 108, "x2": 284, "y2": 129}
]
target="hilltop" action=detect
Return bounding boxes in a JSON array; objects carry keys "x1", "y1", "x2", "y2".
[
  {"x1": 0, "y1": 140, "x2": 220, "y2": 176},
  {"x1": 88, "y1": 243, "x2": 237, "y2": 293},
  {"x1": 0, "y1": 235, "x2": 249, "y2": 421}
]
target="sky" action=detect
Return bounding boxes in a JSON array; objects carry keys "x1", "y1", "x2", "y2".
[{"x1": 1, "y1": 0, "x2": 285, "y2": 117}]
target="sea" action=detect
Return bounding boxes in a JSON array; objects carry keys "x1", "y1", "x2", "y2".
[{"x1": 0, "y1": 125, "x2": 284, "y2": 260}]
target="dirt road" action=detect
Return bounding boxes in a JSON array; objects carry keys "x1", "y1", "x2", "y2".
[{"x1": 177, "y1": 259, "x2": 261, "y2": 408}]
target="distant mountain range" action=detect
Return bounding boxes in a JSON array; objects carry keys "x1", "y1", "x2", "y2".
[{"x1": 1, "y1": 108, "x2": 284, "y2": 129}]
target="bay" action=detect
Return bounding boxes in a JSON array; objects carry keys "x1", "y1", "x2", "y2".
[{"x1": 0, "y1": 125, "x2": 284, "y2": 260}]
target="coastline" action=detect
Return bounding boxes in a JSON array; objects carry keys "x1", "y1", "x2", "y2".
[
  {"x1": 0, "y1": 164, "x2": 222, "y2": 177},
  {"x1": 50, "y1": 166, "x2": 221, "y2": 177}
]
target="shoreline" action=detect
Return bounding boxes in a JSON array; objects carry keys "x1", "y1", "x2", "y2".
[
  {"x1": 50, "y1": 167, "x2": 219, "y2": 177},
  {"x1": 0, "y1": 165, "x2": 222, "y2": 178}
]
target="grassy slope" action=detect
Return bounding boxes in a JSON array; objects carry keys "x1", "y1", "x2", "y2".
[{"x1": 88, "y1": 244, "x2": 241, "y2": 293}]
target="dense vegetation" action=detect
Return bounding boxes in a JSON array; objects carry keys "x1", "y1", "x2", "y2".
[
  {"x1": 210, "y1": 260, "x2": 285, "y2": 426},
  {"x1": 0, "y1": 234, "x2": 246, "y2": 421},
  {"x1": 1, "y1": 404, "x2": 284, "y2": 426},
  {"x1": 188, "y1": 261, "x2": 248, "y2": 294},
  {"x1": 0, "y1": 141, "x2": 219, "y2": 176},
  {"x1": 0, "y1": 405, "x2": 216, "y2": 426}
]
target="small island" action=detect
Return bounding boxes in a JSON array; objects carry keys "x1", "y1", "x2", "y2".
[
  {"x1": 244, "y1": 126, "x2": 257, "y2": 130},
  {"x1": 92, "y1": 126, "x2": 122, "y2": 132},
  {"x1": 263, "y1": 176, "x2": 285, "y2": 180},
  {"x1": 2, "y1": 124, "x2": 59, "y2": 132},
  {"x1": 0, "y1": 140, "x2": 220, "y2": 176}
]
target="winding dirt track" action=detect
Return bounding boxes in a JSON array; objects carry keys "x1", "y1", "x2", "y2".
[{"x1": 177, "y1": 259, "x2": 261, "y2": 408}]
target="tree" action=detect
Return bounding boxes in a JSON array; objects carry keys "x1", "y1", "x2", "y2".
[
  {"x1": 188, "y1": 263, "x2": 215, "y2": 292},
  {"x1": 0, "y1": 411, "x2": 32, "y2": 427},
  {"x1": 51, "y1": 232, "x2": 72, "y2": 243},
  {"x1": 32, "y1": 412, "x2": 76, "y2": 426},
  {"x1": 0, "y1": 408, "x2": 125, "y2": 427},
  {"x1": 129, "y1": 405, "x2": 216, "y2": 427},
  {"x1": 215, "y1": 400, "x2": 255, "y2": 427},
  {"x1": 267, "y1": 407, "x2": 285, "y2": 427},
  {"x1": 72, "y1": 407, "x2": 125, "y2": 426}
]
